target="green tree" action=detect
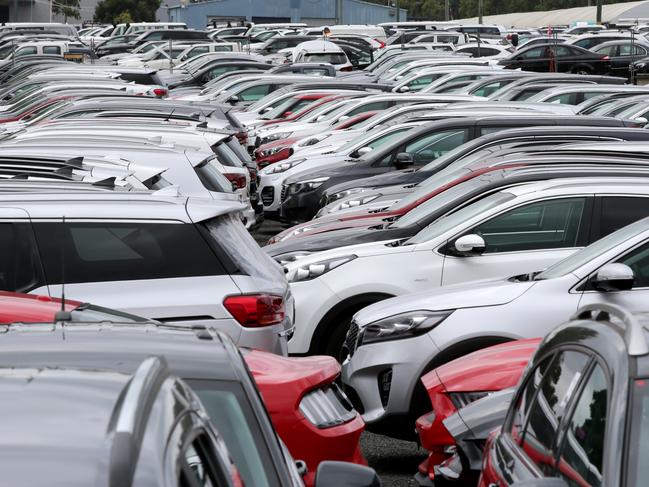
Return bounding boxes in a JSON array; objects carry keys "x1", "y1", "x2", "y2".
[
  {"x1": 53, "y1": 0, "x2": 80, "y2": 22},
  {"x1": 94, "y1": 0, "x2": 161, "y2": 23}
]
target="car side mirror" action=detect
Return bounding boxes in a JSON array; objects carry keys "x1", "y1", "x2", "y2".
[
  {"x1": 261, "y1": 106, "x2": 273, "y2": 113},
  {"x1": 314, "y1": 461, "x2": 380, "y2": 487},
  {"x1": 337, "y1": 115, "x2": 350, "y2": 123},
  {"x1": 228, "y1": 95, "x2": 239, "y2": 104},
  {"x1": 398, "y1": 85, "x2": 410, "y2": 92},
  {"x1": 592, "y1": 263, "x2": 635, "y2": 292},
  {"x1": 356, "y1": 146, "x2": 373, "y2": 156},
  {"x1": 453, "y1": 234, "x2": 486, "y2": 256},
  {"x1": 393, "y1": 152, "x2": 414, "y2": 169},
  {"x1": 511, "y1": 479, "x2": 569, "y2": 487}
]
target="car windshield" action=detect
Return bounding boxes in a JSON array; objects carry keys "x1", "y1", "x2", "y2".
[
  {"x1": 391, "y1": 174, "x2": 493, "y2": 228},
  {"x1": 340, "y1": 125, "x2": 417, "y2": 157},
  {"x1": 188, "y1": 380, "x2": 277, "y2": 487},
  {"x1": 535, "y1": 218, "x2": 649, "y2": 280},
  {"x1": 303, "y1": 52, "x2": 347, "y2": 64},
  {"x1": 405, "y1": 191, "x2": 515, "y2": 245}
]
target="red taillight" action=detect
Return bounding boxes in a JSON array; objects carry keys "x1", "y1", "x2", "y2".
[
  {"x1": 374, "y1": 38, "x2": 386, "y2": 48},
  {"x1": 340, "y1": 65, "x2": 353, "y2": 72},
  {"x1": 601, "y1": 55, "x2": 610, "y2": 61},
  {"x1": 153, "y1": 87, "x2": 168, "y2": 97},
  {"x1": 224, "y1": 294, "x2": 285, "y2": 327},
  {"x1": 224, "y1": 172, "x2": 247, "y2": 189}
]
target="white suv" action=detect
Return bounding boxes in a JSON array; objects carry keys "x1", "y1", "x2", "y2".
[{"x1": 284, "y1": 178, "x2": 649, "y2": 355}]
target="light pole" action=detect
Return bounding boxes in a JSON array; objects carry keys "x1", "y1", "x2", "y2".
[
  {"x1": 596, "y1": 0, "x2": 602, "y2": 23},
  {"x1": 478, "y1": 0, "x2": 483, "y2": 24},
  {"x1": 444, "y1": 0, "x2": 449, "y2": 21}
]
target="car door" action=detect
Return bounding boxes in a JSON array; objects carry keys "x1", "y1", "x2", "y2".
[
  {"x1": 487, "y1": 350, "x2": 592, "y2": 485},
  {"x1": 518, "y1": 46, "x2": 547, "y2": 71},
  {"x1": 440, "y1": 196, "x2": 593, "y2": 286}
]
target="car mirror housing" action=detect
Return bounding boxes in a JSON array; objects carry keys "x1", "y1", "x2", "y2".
[
  {"x1": 228, "y1": 95, "x2": 239, "y2": 104},
  {"x1": 314, "y1": 461, "x2": 380, "y2": 487},
  {"x1": 393, "y1": 152, "x2": 414, "y2": 169},
  {"x1": 398, "y1": 85, "x2": 410, "y2": 92},
  {"x1": 453, "y1": 234, "x2": 486, "y2": 256},
  {"x1": 592, "y1": 263, "x2": 635, "y2": 292}
]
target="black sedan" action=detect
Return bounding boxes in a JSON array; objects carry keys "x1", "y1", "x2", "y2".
[
  {"x1": 591, "y1": 39, "x2": 649, "y2": 78},
  {"x1": 499, "y1": 42, "x2": 611, "y2": 74}
]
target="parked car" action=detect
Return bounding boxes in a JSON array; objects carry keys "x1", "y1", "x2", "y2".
[{"x1": 498, "y1": 43, "x2": 612, "y2": 74}]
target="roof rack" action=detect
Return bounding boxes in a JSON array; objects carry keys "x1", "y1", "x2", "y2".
[
  {"x1": 574, "y1": 303, "x2": 649, "y2": 357},
  {"x1": 108, "y1": 356, "x2": 169, "y2": 487}
]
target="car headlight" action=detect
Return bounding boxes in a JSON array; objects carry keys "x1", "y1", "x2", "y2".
[
  {"x1": 259, "y1": 146, "x2": 287, "y2": 158},
  {"x1": 260, "y1": 131, "x2": 292, "y2": 144},
  {"x1": 327, "y1": 187, "x2": 367, "y2": 204},
  {"x1": 268, "y1": 159, "x2": 301, "y2": 174},
  {"x1": 359, "y1": 310, "x2": 453, "y2": 345},
  {"x1": 287, "y1": 255, "x2": 356, "y2": 283},
  {"x1": 448, "y1": 391, "x2": 492, "y2": 410},
  {"x1": 636, "y1": 62, "x2": 646, "y2": 69},
  {"x1": 333, "y1": 194, "x2": 380, "y2": 212},
  {"x1": 273, "y1": 250, "x2": 313, "y2": 265},
  {"x1": 286, "y1": 177, "x2": 330, "y2": 195}
]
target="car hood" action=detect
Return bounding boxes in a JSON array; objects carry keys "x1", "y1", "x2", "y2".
[
  {"x1": 243, "y1": 349, "x2": 340, "y2": 393},
  {"x1": 325, "y1": 169, "x2": 424, "y2": 195},
  {"x1": 285, "y1": 160, "x2": 359, "y2": 185},
  {"x1": 354, "y1": 278, "x2": 537, "y2": 326},
  {"x1": 425, "y1": 338, "x2": 541, "y2": 394}
]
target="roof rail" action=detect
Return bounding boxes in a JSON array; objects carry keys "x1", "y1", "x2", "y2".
[
  {"x1": 574, "y1": 303, "x2": 649, "y2": 357},
  {"x1": 108, "y1": 356, "x2": 169, "y2": 487}
]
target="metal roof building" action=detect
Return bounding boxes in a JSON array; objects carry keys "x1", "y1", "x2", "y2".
[
  {"x1": 169, "y1": 0, "x2": 407, "y2": 30},
  {"x1": 456, "y1": 0, "x2": 649, "y2": 27}
]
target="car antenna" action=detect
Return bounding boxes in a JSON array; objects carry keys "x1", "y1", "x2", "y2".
[
  {"x1": 164, "y1": 107, "x2": 176, "y2": 122},
  {"x1": 54, "y1": 216, "x2": 71, "y2": 323}
]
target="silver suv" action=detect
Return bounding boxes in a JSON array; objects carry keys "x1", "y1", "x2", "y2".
[{"x1": 0, "y1": 190, "x2": 292, "y2": 354}]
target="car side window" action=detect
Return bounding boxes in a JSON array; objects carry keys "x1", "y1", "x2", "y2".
[
  {"x1": 0, "y1": 223, "x2": 44, "y2": 293},
  {"x1": 521, "y1": 47, "x2": 544, "y2": 59},
  {"x1": 42, "y1": 45, "x2": 61, "y2": 55},
  {"x1": 596, "y1": 45, "x2": 617, "y2": 56},
  {"x1": 509, "y1": 354, "x2": 555, "y2": 444},
  {"x1": 521, "y1": 351, "x2": 591, "y2": 475},
  {"x1": 403, "y1": 129, "x2": 468, "y2": 165},
  {"x1": 470, "y1": 198, "x2": 587, "y2": 253},
  {"x1": 347, "y1": 101, "x2": 390, "y2": 116},
  {"x1": 237, "y1": 84, "x2": 271, "y2": 102},
  {"x1": 597, "y1": 197, "x2": 649, "y2": 240},
  {"x1": 555, "y1": 363, "x2": 608, "y2": 487},
  {"x1": 616, "y1": 242, "x2": 649, "y2": 288}
]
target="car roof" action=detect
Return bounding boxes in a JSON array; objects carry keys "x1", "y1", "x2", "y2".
[
  {"x1": 504, "y1": 176, "x2": 649, "y2": 198},
  {"x1": 0, "y1": 322, "x2": 244, "y2": 380}
]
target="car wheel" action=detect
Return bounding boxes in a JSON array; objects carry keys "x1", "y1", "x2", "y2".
[
  {"x1": 571, "y1": 66, "x2": 592, "y2": 75},
  {"x1": 324, "y1": 314, "x2": 354, "y2": 362}
]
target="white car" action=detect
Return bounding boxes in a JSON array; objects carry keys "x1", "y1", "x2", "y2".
[
  {"x1": 284, "y1": 177, "x2": 649, "y2": 355},
  {"x1": 292, "y1": 40, "x2": 353, "y2": 71},
  {"x1": 342, "y1": 211, "x2": 649, "y2": 435}
]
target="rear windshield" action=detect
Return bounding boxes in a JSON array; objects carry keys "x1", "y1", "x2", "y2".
[
  {"x1": 303, "y1": 53, "x2": 347, "y2": 64},
  {"x1": 195, "y1": 156, "x2": 233, "y2": 192}
]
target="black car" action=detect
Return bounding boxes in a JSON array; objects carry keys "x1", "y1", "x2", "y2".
[
  {"x1": 499, "y1": 43, "x2": 612, "y2": 75},
  {"x1": 266, "y1": 154, "x2": 649, "y2": 260},
  {"x1": 591, "y1": 40, "x2": 649, "y2": 78},
  {"x1": 0, "y1": 322, "x2": 380, "y2": 487},
  {"x1": 132, "y1": 28, "x2": 211, "y2": 47},
  {"x1": 0, "y1": 356, "x2": 240, "y2": 486},
  {"x1": 94, "y1": 34, "x2": 139, "y2": 57},
  {"x1": 481, "y1": 303, "x2": 649, "y2": 487},
  {"x1": 278, "y1": 115, "x2": 640, "y2": 223},
  {"x1": 320, "y1": 124, "x2": 649, "y2": 209},
  {"x1": 166, "y1": 60, "x2": 274, "y2": 88},
  {"x1": 254, "y1": 35, "x2": 317, "y2": 55}
]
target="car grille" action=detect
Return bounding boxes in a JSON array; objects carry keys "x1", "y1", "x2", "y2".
[
  {"x1": 280, "y1": 185, "x2": 288, "y2": 202},
  {"x1": 346, "y1": 320, "x2": 360, "y2": 357},
  {"x1": 261, "y1": 187, "x2": 274, "y2": 206}
]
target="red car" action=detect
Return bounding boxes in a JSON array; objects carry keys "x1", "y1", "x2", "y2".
[
  {"x1": 243, "y1": 349, "x2": 366, "y2": 486},
  {"x1": 0, "y1": 291, "x2": 366, "y2": 487},
  {"x1": 415, "y1": 339, "x2": 540, "y2": 485}
]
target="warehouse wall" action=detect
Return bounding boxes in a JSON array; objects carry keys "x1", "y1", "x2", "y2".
[{"x1": 169, "y1": 0, "x2": 407, "y2": 29}]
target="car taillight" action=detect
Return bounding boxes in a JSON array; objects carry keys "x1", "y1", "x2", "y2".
[
  {"x1": 340, "y1": 66, "x2": 353, "y2": 72},
  {"x1": 152, "y1": 87, "x2": 168, "y2": 97},
  {"x1": 601, "y1": 55, "x2": 610, "y2": 60},
  {"x1": 374, "y1": 38, "x2": 386, "y2": 48},
  {"x1": 223, "y1": 294, "x2": 285, "y2": 327},
  {"x1": 224, "y1": 172, "x2": 247, "y2": 189}
]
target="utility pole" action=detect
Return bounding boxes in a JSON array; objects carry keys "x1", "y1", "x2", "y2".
[
  {"x1": 478, "y1": 0, "x2": 483, "y2": 24},
  {"x1": 49, "y1": 0, "x2": 52, "y2": 22},
  {"x1": 444, "y1": 0, "x2": 449, "y2": 20},
  {"x1": 395, "y1": 0, "x2": 399, "y2": 22},
  {"x1": 596, "y1": 0, "x2": 602, "y2": 23}
]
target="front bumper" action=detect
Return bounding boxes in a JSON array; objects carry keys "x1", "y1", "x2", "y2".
[
  {"x1": 280, "y1": 189, "x2": 322, "y2": 224},
  {"x1": 341, "y1": 332, "x2": 440, "y2": 436},
  {"x1": 258, "y1": 172, "x2": 285, "y2": 214}
]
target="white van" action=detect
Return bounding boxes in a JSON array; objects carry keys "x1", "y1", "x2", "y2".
[
  {"x1": 5, "y1": 40, "x2": 86, "y2": 60},
  {"x1": 112, "y1": 22, "x2": 187, "y2": 37}
]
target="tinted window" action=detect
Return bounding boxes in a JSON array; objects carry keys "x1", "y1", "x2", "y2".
[
  {"x1": 521, "y1": 47, "x2": 544, "y2": 59},
  {"x1": 404, "y1": 129, "x2": 469, "y2": 165},
  {"x1": 598, "y1": 197, "x2": 649, "y2": 239},
  {"x1": 471, "y1": 198, "x2": 587, "y2": 253},
  {"x1": 0, "y1": 223, "x2": 43, "y2": 292},
  {"x1": 42, "y1": 46, "x2": 61, "y2": 55},
  {"x1": 195, "y1": 157, "x2": 232, "y2": 192},
  {"x1": 522, "y1": 351, "x2": 590, "y2": 474},
  {"x1": 15, "y1": 46, "x2": 37, "y2": 56},
  {"x1": 347, "y1": 100, "x2": 390, "y2": 116},
  {"x1": 34, "y1": 222, "x2": 228, "y2": 284},
  {"x1": 237, "y1": 84, "x2": 272, "y2": 102},
  {"x1": 596, "y1": 45, "x2": 616, "y2": 56},
  {"x1": 556, "y1": 364, "x2": 607, "y2": 487}
]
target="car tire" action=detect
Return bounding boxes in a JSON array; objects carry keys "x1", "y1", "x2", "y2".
[{"x1": 571, "y1": 65, "x2": 592, "y2": 75}]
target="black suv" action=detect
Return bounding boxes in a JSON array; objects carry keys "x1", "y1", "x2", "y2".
[
  {"x1": 0, "y1": 355, "x2": 240, "y2": 486},
  {"x1": 481, "y1": 303, "x2": 649, "y2": 487}
]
